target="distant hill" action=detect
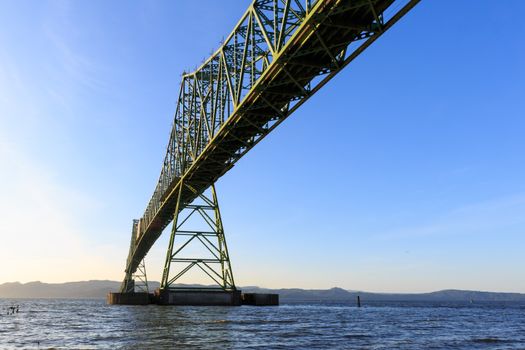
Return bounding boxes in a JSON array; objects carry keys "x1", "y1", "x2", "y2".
[
  {"x1": 244, "y1": 286, "x2": 525, "y2": 302},
  {"x1": 0, "y1": 281, "x2": 158, "y2": 299},
  {"x1": 1, "y1": 281, "x2": 136, "y2": 299},
  {"x1": 1, "y1": 281, "x2": 524, "y2": 302}
]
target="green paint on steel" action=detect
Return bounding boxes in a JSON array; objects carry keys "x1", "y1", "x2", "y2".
[{"x1": 120, "y1": 0, "x2": 421, "y2": 292}]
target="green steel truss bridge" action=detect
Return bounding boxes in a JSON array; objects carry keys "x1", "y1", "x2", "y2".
[{"x1": 121, "y1": 0, "x2": 420, "y2": 293}]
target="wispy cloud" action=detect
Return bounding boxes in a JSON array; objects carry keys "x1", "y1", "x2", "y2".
[
  {"x1": 373, "y1": 193, "x2": 525, "y2": 241},
  {"x1": 38, "y1": 1, "x2": 110, "y2": 104},
  {"x1": 0, "y1": 2, "x2": 127, "y2": 284},
  {"x1": 44, "y1": 28, "x2": 109, "y2": 93}
]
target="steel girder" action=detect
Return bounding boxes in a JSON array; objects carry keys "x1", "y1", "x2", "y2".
[
  {"x1": 121, "y1": 0, "x2": 420, "y2": 289},
  {"x1": 160, "y1": 184, "x2": 235, "y2": 291}
]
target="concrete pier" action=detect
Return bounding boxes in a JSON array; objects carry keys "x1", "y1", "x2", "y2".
[
  {"x1": 158, "y1": 289, "x2": 242, "y2": 306},
  {"x1": 107, "y1": 290, "x2": 279, "y2": 306},
  {"x1": 107, "y1": 292, "x2": 150, "y2": 305}
]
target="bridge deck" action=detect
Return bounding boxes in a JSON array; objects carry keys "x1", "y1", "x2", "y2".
[{"x1": 124, "y1": 0, "x2": 419, "y2": 278}]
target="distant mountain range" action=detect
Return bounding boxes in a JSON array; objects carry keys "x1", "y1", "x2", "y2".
[
  {"x1": 0, "y1": 280, "x2": 138, "y2": 299},
  {"x1": 1, "y1": 281, "x2": 525, "y2": 302}
]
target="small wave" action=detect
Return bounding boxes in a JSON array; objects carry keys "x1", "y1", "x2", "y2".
[
  {"x1": 472, "y1": 337, "x2": 506, "y2": 343},
  {"x1": 344, "y1": 334, "x2": 372, "y2": 339},
  {"x1": 224, "y1": 319, "x2": 298, "y2": 326},
  {"x1": 205, "y1": 319, "x2": 230, "y2": 324}
]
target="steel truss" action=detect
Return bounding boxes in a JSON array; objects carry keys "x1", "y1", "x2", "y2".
[
  {"x1": 133, "y1": 259, "x2": 149, "y2": 293},
  {"x1": 121, "y1": 220, "x2": 149, "y2": 293},
  {"x1": 120, "y1": 0, "x2": 420, "y2": 291},
  {"x1": 161, "y1": 183, "x2": 235, "y2": 291}
]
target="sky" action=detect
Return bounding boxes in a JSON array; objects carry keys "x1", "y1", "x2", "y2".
[{"x1": 0, "y1": 1, "x2": 524, "y2": 293}]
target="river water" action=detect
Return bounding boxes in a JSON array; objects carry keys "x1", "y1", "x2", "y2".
[{"x1": 0, "y1": 299, "x2": 524, "y2": 349}]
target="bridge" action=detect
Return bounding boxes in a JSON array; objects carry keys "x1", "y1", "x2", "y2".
[{"x1": 116, "y1": 0, "x2": 420, "y2": 305}]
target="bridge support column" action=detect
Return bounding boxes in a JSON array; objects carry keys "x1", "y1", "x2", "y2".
[
  {"x1": 160, "y1": 183, "x2": 237, "y2": 301},
  {"x1": 132, "y1": 259, "x2": 149, "y2": 293},
  {"x1": 120, "y1": 220, "x2": 149, "y2": 293}
]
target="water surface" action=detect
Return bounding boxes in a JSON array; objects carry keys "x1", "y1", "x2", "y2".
[{"x1": 1, "y1": 299, "x2": 524, "y2": 349}]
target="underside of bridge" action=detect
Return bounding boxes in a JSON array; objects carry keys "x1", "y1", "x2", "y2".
[{"x1": 111, "y1": 0, "x2": 420, "y2": 305}]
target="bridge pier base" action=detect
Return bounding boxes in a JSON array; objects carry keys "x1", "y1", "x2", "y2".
[
  {"x1": 107, "y1": 290, "x2": 278, "y2": 306},
  {"x1": 157, "y1": 289, "x2": 242, "y2": 306},
  {"x1": 107, "y1": 292, "x2": 150, "y2": 305}
]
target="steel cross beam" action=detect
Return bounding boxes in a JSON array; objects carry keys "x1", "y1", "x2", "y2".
[
  {"x1": 121, "y1": 0, "x2": 420, "y2": 289},
  {"x1": 160, "y1": 183, "x2": 235, "y2": 291}
]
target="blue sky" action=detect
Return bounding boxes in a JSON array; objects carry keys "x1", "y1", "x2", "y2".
[{"x1": 0, "y1": 1, "x2": 524, "y2": 292}]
